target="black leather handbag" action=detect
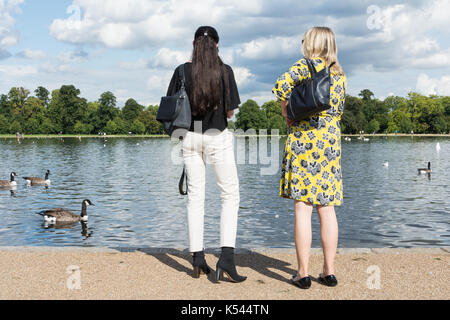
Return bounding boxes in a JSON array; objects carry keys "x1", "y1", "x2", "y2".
[
  {"x1": 287, "y1": 59, "x2": 334, "y2": 121},
  {"x1": 157, "y1": 64, "x2": 192, "y2": 135}
]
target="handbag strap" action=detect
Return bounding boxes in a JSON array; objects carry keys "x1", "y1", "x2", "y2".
[
  {"x1": 305, "y1": 58, "x2": 316, "y2": 78},
  {"x1": 305, "y1": 58, "x2": 336, "y2": 78},
  {"x1": 179, "y1": 166, "x2": 188, "y2": 195}
]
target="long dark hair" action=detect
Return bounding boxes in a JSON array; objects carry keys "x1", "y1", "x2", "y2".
[{"x1": 191, "y1": 26, "x2": 230, "y2": 116}]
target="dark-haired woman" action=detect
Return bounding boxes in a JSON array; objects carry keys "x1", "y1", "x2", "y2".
[{"x1": 166, "y1": 26, "x2": 246, "y2": 283}]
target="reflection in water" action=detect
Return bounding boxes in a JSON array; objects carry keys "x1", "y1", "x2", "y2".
[
  {"x1": 0, "y1": 136, "x2": 449, "y2": 248},
  {"x1": 43, "y1": 221, "x2": 92, "y2": 240}
]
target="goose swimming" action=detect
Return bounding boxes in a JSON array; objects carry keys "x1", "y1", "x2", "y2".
[
  {"x1": 418, "y1": 162, "x2": 432, "y2": 174},
  {"x1": 37, "y1": 199, "x2": 94, "y2": 224},
  {"x1": 23, "y1": 170, "x2": 51, "y2": 186},
  {"x1": 0, "y1": 172, "x2": 17, "y2": 188}
]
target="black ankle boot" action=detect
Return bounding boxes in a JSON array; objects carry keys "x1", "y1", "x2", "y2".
[
  {"x1": 192, "y1": 251, "x2": 211, "y2": 278},
  {"x1": 216, "y1": 247, "x2": 247, "y2": 283}
]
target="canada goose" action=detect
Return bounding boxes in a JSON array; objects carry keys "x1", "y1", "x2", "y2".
[
  {"x1": 23, "y1": 170, "x2": 51, "y2": 186},
  {"x1": 418, "y1": 162, "x2": 432, "y2": 174},
  {"x1": 36, "y1": 199, "x2": 94, "y2": 223},
  {"x1": 0, "y1": 172, "x2": 18, "y2": 188}
]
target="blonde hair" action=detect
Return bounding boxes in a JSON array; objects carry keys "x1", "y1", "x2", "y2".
[{"x1": 302, "y1": 26, "x2": 344, "y2": 76}]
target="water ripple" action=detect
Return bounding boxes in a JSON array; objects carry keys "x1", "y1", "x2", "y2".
[{"x1": 0, "y1": 136, "x2": 449, "y2": 248}]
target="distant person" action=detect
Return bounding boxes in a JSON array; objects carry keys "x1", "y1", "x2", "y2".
[
  {"x1": 166, "y1": 26, "x2": 245, "y2": 283},
  {"x1": 273, "y1": 26, "x2": 347, "y2": 289}
]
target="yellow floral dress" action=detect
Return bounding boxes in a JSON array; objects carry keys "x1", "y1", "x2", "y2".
[{"x1": 272, "y1": 57, "x2": 347, "y2": 206}]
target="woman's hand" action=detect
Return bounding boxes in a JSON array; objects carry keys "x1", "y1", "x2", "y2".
[
  {"x1": 227, "y1": 110, "x2": 234, "y2": 119},
  {"x1": 281, "y1": 100, "x2": 294, "y2": 127}
]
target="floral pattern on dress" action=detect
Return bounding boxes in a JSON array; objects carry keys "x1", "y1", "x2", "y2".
[{"x1": 272, "y1": 57, "x2": 347, "y2": 206}]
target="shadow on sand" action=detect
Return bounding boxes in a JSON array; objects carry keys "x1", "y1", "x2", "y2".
[{"x1": 113, "y1": 248, "x2": 310, "y2": 285}]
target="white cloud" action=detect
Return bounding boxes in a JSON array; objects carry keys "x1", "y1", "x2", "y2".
[
  {"x1": 236, "y1": 36, "x2": 300, "y2": 60},
  {"x1": 147, "y1": 72, "x2": 172, "y2": 92},
  {"x1": 118, "y1": 58, "x2": 149, "y2": 70},
  {"x1": 416, "y1": 73, "x2": 450, "y2": 96},
  {"x1": 4, "y1": 0, "x2": 450, "y2": 108},
  {"x1": 39, "y1": 62, "x2": 74, "y2": 74},
  {"x1": 57, "y1": 49, "x2": 88, "y2": 63},
  {"x1": 152, "y1": 48, "x2": 190, "y2": 69},
  {"x1": 233, "y1": 67, "x2": 254, "y2": 87},
  {"x1": 0, "y1": 0, "x2": 23, "y2": 55},
  {"x1": 411, "y1": 49, "x2": 450, "y2": 68},
  {"x1": 17, "y1": 49, "x2": 47, "y2": 60},
  {"x1": 49, "y1": 0, "x2": 266, "y2": 49},
  {"x1": 0, "y1": 65, "x2": 37, "y2": 77}
]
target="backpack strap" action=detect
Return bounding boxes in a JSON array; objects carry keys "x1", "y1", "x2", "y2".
[{"x1": 179, "y1": 64, "x2": 186, "y2": 89}]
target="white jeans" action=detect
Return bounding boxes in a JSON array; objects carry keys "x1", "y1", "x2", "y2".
[{"x1": 182, "y1": 128, "x2": 240, "y2": 252}]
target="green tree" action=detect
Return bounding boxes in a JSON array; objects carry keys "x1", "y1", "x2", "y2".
[
  {"x1": 74, "y1": 121, "x2": 93, "y2": 134},
  {"x1": 137, "y1": 110, "x2": 161, "y2": 134},
  {"x1": 35, "y1": 86, "x2": 50, "y2": 107},
  {"x1": 342, "y1": 96, "x2": 366, "y2": 134},
  {"x1": 39, "y1": 118, "x2": 56, "y2": 134},
  {"x1": 359, "y1": 89, "x2": 374, "y2": 101},
  {"x1": 0, "y1": 114, "x2": 8, "y2": 133},
  {"x1": 105, "y1": 120, "x2": 118, "y2": 134},
  {"x1": 112, "y1": 116, "x2": 128, "y2": 134},
  {"x1": 0, "y1": 94, "x2": 10, "y2": 118},
  {"x1": 95, "y1": 91, "x2": 119, "y2": 131},
  {"x1": 235, "y1": 99, "x2": 268, "y2": 132},
  {"x1": 47, "y1": 85, "x2": 88, "y2": 133},
  {"x1": 122, "y1": 98, "x2": 144, "y2": 121},
  {"x1": 9, "y1": 120, "x2": 22, "y2": 134},
  {"x1": 261, "y1": 100, "x2": 288, "y2": 134},
  {"x1": 8, "y1": 87, "x2": 30, "y2": 124},
  {"x1": 366, "y1": 119, "x2": 380, "y2": 133},
  {"x1": 130, "y1": 119, "x2": 145, "y2": 134}
]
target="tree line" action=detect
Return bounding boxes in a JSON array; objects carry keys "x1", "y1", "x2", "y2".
[
  {"x1": 231, "y1": 89, "x2": 450, "y2": 135},
  {"x1": 0, "y1": 86, "x2": 449, "y2": 135},
  {"x1": 0, "y1": 86, "x2": 163, "y2": 135}
]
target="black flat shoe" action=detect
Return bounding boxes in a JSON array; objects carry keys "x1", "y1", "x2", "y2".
[
  {"x1": 290, "y1": 274, "x2": 311, "y2": 289},
  {"x1": 318, "y1": 274, "x2": 338, "y2": 287}
]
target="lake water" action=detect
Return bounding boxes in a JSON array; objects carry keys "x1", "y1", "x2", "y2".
[{"x1": 0, "y1": 135, "x2": 448, "y2": 248}]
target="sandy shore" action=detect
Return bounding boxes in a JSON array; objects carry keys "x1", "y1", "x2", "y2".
[{"x1": 0, "y1": 247, "x2": 448, "y2": 300}]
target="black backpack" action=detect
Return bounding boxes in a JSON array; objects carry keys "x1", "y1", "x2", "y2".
[
  {"x1": 287, "y1": 59, "x2": 335, "y2": 121},
  {"x1": 157, "y1": 64, "x2": 192, "y2": 135}
]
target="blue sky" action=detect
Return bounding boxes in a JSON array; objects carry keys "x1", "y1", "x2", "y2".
[{"x1": 1, "y1": 0, "x2": 450, "y2": 107}]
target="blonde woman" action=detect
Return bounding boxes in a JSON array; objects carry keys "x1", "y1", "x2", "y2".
[{"x1": 272, "y1": 27, "x2": 347, "y2": 289}]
